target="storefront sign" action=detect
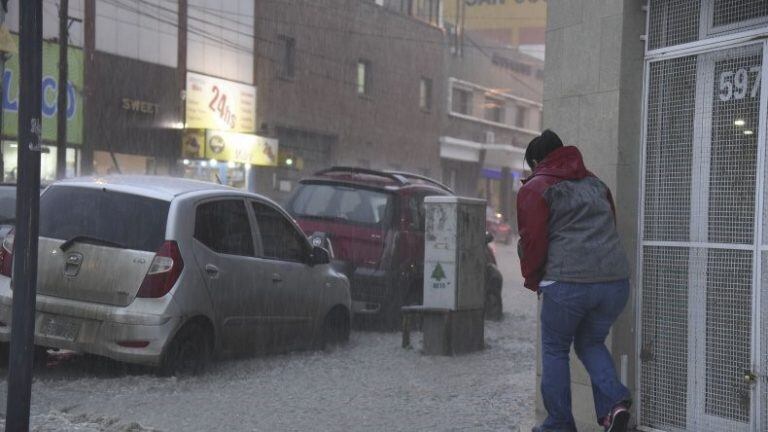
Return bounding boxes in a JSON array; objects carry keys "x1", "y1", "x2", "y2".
[
  {"x1": 204, "y1": 130, "x2": 277, "y2": 166},
  {"x1": 186, "y1": 72, "x2": 256, "y2": 133},
  {"x1": 2, "y1": 34, "x2": 83, "y2": 144},
  {"x1": 181, "y1": 129, "x2": 206, "y2": 159},
  {"x1": 121, "y1": 98, "x2": 160, "y2": 115}
]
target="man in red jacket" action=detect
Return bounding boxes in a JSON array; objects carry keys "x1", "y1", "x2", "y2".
[{"x1": 518, "y1": 130, "x2": 631, "y2": 432}]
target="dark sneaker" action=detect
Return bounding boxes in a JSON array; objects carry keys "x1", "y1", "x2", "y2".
[{"x1": 604, "y1": 404, "x2": 630, "y2": 432}]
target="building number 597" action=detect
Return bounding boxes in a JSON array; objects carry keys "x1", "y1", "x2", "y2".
[{"x1": 719, "y1": 66, "x2": 762, "y2": 102}]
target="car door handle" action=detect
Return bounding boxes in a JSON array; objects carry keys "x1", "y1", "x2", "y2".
[
  {"x1": 271, "y1": 273, "x2": 283, "y2": 283},
  {"x1": 205, "y1": 264, "x2": 220, "y2": 277}
]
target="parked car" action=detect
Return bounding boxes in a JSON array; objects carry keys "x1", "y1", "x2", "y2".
[
  {"x1": 486, "y1": 207, "x2": 513, "y2": 245},
  {"x1": 0, "y1": 176, "x2": 351, "y2": 374},
  {"x1": 285, "y1": 167, "x2": 503, "y2": 328}
]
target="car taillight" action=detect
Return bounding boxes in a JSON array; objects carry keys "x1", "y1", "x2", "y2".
[
  {"x1": 0, "y1": 230, "x2": 14, "y2": 277},
  {"x1": 136, "y1": 241, "x2": 184, "y2": 298}
]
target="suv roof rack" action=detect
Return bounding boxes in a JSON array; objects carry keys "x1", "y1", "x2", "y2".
[
  {"x1": 385, "y1": 171, "x2": 454, "y2": 193},
  {"x1": 314, "y1": 166, "x2": 409, "y2": 185},
  {"x1": 314, "y1": 166, "x2": 454, "y2": 193}
]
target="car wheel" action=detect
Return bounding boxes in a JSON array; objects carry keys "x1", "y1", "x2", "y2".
[
  {"x1": 158, "y1": 321, "x2": 212, "y2": 377},
  {"x1": 322, "y1": 306, "x2": 350, "y2": 349}
]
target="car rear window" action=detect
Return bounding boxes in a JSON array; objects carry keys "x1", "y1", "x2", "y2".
[
  {"x1": 289, "y1": 183, "x2": 392, "y2": 226},
  {"x1": 40, "y1": 186, "x2": 170, "y2": 252}
]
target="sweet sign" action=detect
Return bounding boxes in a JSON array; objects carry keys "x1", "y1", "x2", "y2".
[{"x1": 185, "y1": 72, "x2": 256, "y2": 133}]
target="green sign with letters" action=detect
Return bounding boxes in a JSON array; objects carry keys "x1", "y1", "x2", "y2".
[{"x1": 2, "y1": 34, "x2": 84, "y2": 145}]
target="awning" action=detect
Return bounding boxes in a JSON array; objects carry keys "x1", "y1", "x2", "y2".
[{"x1": 440, "y1": 136, "x2": 527, "y2": 172}]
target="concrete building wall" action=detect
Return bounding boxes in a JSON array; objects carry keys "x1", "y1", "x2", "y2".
[
  {"x1": 541, "y1": 1, "x2": 645, "y2": 430},
  {"x1": 95, "y1": 0, "x2": 178, "y2": 68},
  {"x1": 441, "y1": 35, "x2": 542, "y2": 225},
  {"x1": 187, "y1": 0, "x2": 254, "y2": 83}
]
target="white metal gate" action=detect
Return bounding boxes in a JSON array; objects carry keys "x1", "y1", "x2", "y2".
[{"x1": 640, "y1": 2, "x2": 768, "y2": 431}]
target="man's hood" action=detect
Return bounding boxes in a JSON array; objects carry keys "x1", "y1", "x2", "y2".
[{"x1": 523, "y1": 146, "x2": 589, "y2": 183}]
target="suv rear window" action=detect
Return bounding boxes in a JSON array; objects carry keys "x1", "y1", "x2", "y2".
[
  {"x1": 289, "y1": 183, "x2": 392, "y2": 226},
  {"x1": 40, "y1": 186, "x2": 170, "y2": 252}
]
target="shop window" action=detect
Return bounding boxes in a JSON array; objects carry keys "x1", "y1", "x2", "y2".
[
  {"x1": 357, "y1": 59, "x2": 372, "y2": 96},
  {"x1": 420, "y1": 77, "x2": 432, "y2": 111},
  {"x1": 194, "y1": 200, "x2": 254, "y2": 256},
  {"x1": 452, "y1": 87, "x2": 472, "y2": 115},
  {"x1": 2, "y1": 142, "x2": 77, "y2": 183},
  {"x1": 484, "y1": 97, "x2": 504, "y2": 123}
]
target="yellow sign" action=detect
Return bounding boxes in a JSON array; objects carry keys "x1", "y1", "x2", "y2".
[
  {"x1": 181, "y1": 129, "x2": 206, "y2": 159},
  {"x1": 205, "y1": 130, "x2": 278, "y2": 166},
  {"x1": 444, "y1": 0, "x2": 546, "y2": 47},
  {"x1": 185, "y1": 72, "x2": 256, "y2": 133}
]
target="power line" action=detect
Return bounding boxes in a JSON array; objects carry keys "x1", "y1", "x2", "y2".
[
  {"x1": 180, "y1": 0, "x2": 544, "y2": 94},
  {"x1": 156, "y1": 0, "x2": 539, "y2": 53},
  {"x1": 100, "y1": 0, "x2": 362, "y2": 90},
  {"x1": 109, "y1": 0, "x2": 441, "y2": 87},
  {"x1": 104, "y1": 0, "x2": 541, "y2": 97}
]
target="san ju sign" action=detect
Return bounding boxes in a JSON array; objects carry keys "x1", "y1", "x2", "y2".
[
  {"x1": 1, "y1": 34, "x2": 84, "y2": 145},
  {"x1": 185, "y1": 72, "x2": 256, "y2": 133}
]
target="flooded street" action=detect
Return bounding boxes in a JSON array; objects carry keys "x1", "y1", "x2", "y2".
[{"x1": 0, "y1": 242, "x2": 537, "y2": 432}]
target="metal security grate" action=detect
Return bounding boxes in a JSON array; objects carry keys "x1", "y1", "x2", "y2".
[
  {"x1": 762, "y1": 253, "x2": 768, "y2": 432},
  {"x1": 644, "y1": 57, "x2": 697, "y2": 242},
  {"x1": 712, "y1": 0, "x2": 768, "y2": 28},
  {"x1": 708, "y1": 51, "x2": 762, "y2": 244},
  {"x1": 704, "y1": 249, "x2": 753, "y2": 422},
  {"x1": 640, "y1": 246, "x2": 690, "y2": 430},
  {"x1": 649, "y1": 0, "x2": 701, "y2": 50}
]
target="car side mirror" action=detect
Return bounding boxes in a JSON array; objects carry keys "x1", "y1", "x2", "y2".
[
  {"x1": 486, "y1": 232, "x2": 494, "y2": 244},
  {"x1": 310, "y1": 246, "x2": 331, "y2": 266}
]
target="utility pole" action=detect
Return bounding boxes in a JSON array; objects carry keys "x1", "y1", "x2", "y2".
[
  {"x1": 82, "y1": 0, "x2": 95, "y2": 175},
  {"x1": 57, "y1": 0, "x2": 69, "y2": 179},
  {"x1": 0, "y1": 0, "x2": 8, "y2": 179},
  {"x1": 5, "y1": 0, "x2": 43, "y2": 430},
  {"x1": 176, "y1": 0, "x2": 187, "y2": 176}
]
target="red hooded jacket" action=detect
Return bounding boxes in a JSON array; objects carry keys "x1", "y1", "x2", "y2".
[{"x1": 516, "y1": 146, "x2": 628, "y2": 291}]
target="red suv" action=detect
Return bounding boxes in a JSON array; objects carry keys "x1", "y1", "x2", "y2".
[{"x1": 286, "y1": 167, "x2": 503, "y2": 328}]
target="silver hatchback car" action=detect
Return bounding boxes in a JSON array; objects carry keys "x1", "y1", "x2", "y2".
[{"x1": 0, "y1": 176, "x2": 351, "y2": 374}]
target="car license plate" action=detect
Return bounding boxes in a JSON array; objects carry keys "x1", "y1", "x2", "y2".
[{"x1": 39, "y1": 316, "x2": 79, "y2": 341}]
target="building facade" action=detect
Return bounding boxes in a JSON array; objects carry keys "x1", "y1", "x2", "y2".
[
  {"x1": 544, "y1": 1, "x2": 768, "y2": 431},
  {"x1": 3, "y1": 0, "x2": 456, "y2": 202},
  {"x1": 253, "y1": 0, "x2": 446, "y2": 203},
  {"x1": 441, "y1": 34, "x2": 543, "y2": 225}
]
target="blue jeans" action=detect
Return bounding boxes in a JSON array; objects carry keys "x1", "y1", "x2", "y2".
[{"x1": 540, "y1": 279, "x2": 631, "y2": 431}]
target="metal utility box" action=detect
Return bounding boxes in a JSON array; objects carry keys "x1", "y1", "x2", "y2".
[
  {"x1": 423, "y1": 196, "x2": 486, "y2": 310},
  {"x1": 420, "y1": 196, "x2": 486, "y2": 355}
]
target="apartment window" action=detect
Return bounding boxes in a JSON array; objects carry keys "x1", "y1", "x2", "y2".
[
  {"x1": 357, "y1": 60, "x2": 372, "y2": 96},
  {"x1": 485, "y1": 97, "x2": 504, "y2": 123},
  {"x1": 279, "y1": 36, "x2": 296, "y2": 79},
  {"x1": 420, "y1": 77, "x2": 432, "y2": 111},
  {"x1": 452, "y1": 87, "x2": 472, "y2": 115},
  {"x1": 515, "y1": 105, "x2": 527, "y2": 128}
]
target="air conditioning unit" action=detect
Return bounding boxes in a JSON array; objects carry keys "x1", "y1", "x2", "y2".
[{"x1": 485, "y1": 131, "x2": 495, "y2": 144}]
